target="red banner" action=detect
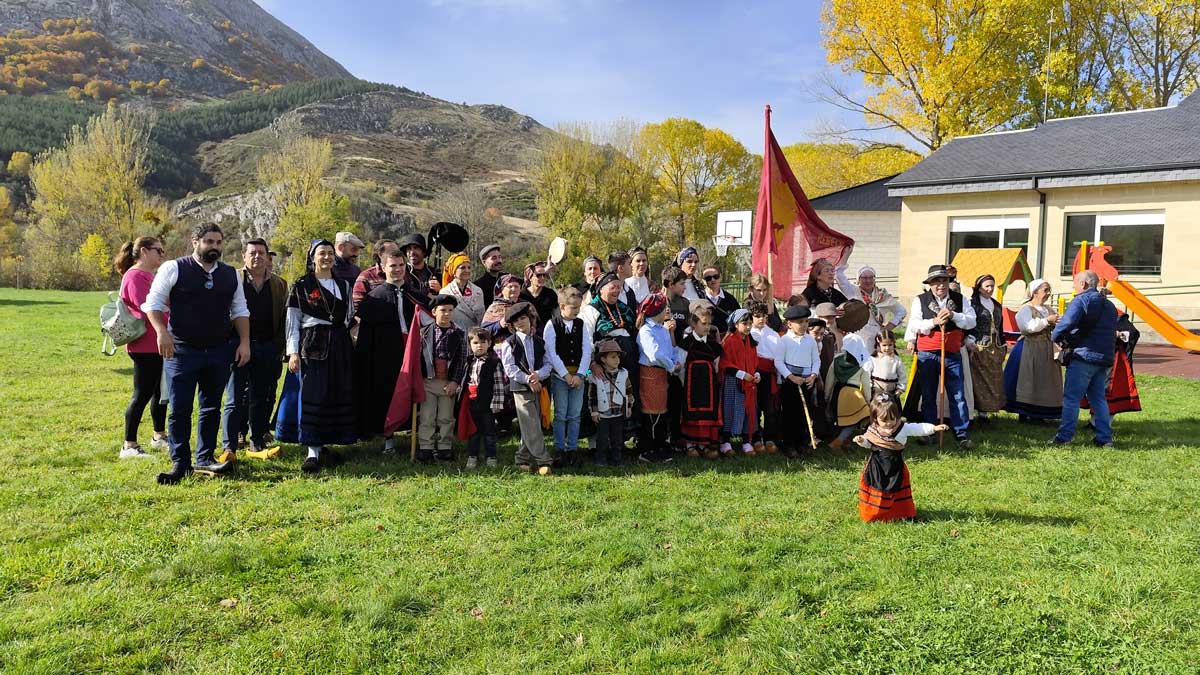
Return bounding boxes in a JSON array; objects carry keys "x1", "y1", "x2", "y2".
[
  {"x1": 752, "y1": 105, "x2": 854, "y2": 300},
  {"x1": 384, "y1": 309, "x2": 428, "y2": 434}
]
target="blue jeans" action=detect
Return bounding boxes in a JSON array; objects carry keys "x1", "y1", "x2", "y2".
[
  {"x1": 165, "y1": 340, "x2": 234, "y2": 467},
  {"x1": 1056, "y1": 360, "x2": 1113, "y2": 444},
  {"x1": 221, "y1": 340, "x2": 282, "y2": 450},
  {"x1": 550, "y1": 374, "x2": 584, "y2": 451},
  {"x1": 917, "y1": 351, "x2": 970, "y2": 437}
]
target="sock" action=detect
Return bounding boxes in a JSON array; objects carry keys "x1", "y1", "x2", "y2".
[
  {"x1": 384, "y1": 437, "x2": 396, "y2": 450},
  {"x1": 307, "y1": 446, "x2": 321, "y2": 460}
]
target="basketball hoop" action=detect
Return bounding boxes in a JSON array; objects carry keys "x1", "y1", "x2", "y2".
[{"x1": 713, "y1": 235, "x2": 734, "y2": 257}]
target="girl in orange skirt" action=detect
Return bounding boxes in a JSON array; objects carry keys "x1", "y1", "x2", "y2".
[{"x1": 854, "y1": 392, "x2": 947, "y2": 522}]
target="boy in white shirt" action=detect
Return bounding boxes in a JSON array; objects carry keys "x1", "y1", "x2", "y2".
[
  {"x1": 775, "y1": 305, "x2": 822, "y2": 457},
  {"x1": 749, "y1": 301, "x2": 783, "y2": 454}
]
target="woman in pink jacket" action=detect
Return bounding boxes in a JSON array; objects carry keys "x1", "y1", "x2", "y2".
[{"x1": 115, "y1": 236, "x2": 169, "y2": 459}]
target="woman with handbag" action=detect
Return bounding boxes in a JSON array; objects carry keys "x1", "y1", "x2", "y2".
[
  {"x1": 286, "y1": 239, "x2": 358, "y2": 473},
  {"x1": 114, "y1": 237, "x2": 168, "y2": 459}
]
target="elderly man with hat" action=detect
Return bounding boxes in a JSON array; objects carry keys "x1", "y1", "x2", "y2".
[
  {"x1": 475, "y1": 244, "x2": 505, "y2": 307},
  {"x1": 400, "y1": 232, "x2": 441, "y2": 293},
  {"x1": 904, "y1": 264, "x2": 977, "y2": 448},
  {"x1": 333, "y1": 231, "x2": 365, "y2": 284}
]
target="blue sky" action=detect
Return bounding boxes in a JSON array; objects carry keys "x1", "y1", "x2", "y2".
[{"x1": 256, "y1": 0, "x2": 867, "y2": 150}]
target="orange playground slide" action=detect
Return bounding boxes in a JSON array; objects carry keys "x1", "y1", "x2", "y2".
[{"x1": 1106, "y1": 280, "x2": 1200, "y2": 351}]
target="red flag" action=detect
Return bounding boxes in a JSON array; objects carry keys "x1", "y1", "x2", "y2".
[
  {"x1": 384, "y1": 309, "x2": 428, "y2": 434},
  {"x1": 752, "y1": 105, "x2": 854, "y2": 300}
]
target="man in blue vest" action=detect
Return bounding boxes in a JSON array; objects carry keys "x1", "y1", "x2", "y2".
[
  {"x1": 143, "y1": 223, "x2": 251, "y2": 484},
  {"x1": 1051, "y1": 269, "x2": 1118, "y2": 447}
]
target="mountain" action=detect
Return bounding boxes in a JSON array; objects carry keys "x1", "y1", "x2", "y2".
[{"x1": 0, "y1": 0, "x2": 351, "y2": 98}]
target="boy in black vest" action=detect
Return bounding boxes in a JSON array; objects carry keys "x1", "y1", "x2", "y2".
[
  {"x1": 904, "y1": 264, "x2": 977, "y2": 448},
  {"x1": 418, "y1": 294, "x2": 469, "y2": 463},
  {"x1": 142, "y1": 223, "x2": 251, "y2": 484},
  {"x1": 544, "y1": 287, "x2": 592, "y2": 467},
  {"x1": 501, "y1": 301, "x2": 554, "y2": 474}
]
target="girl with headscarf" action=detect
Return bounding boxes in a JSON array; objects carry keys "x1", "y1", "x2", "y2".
[
  {"x1": 441, "y1": 253, "x2": 484, "y2": 331},
  {"x1": 1004, "y1": 279, "x2": 1064, "y2": 421},
  {"x1": 625, "y1": 247, "x2": 652, "y2": 304},
  {"x1": 719, "y1": 308, "x2": 760, "y2": 457},
  {"x1": 676, "y1": 247, "x2": 706, "y2": 302},
  {"x1": 966, "y1": 274, "x2": 1007, "y2": 416},
  {"x1": 482, "y1": 274, "x2": 523, "y2": 341},
  {"x1": 285, "y1": 239, "x2": 358, "y2": 473}
]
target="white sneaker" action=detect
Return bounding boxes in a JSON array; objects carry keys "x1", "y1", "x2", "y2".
[
  {"x1": 719, "y1": 442, "x2": 732, "y2": 455},
  {"x1": 149, "y1": 436, "x2": 169, "y2": 450},
  {"x1": 742, "y1": 443, "x2": 755, "y2": 455},
  {"x1": 485, "y1": 457, "x2": 498, "y2": 468},
  {"x1": 119, "y1": 446, "x2": 152, "y2": 459},
  {"x1": 465, "y1": 456, "x2": 478, "y2": 469}
]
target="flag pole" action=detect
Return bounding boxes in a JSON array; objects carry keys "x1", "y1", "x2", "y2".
[{"x1": 763, "y1": 105, "x2": 774, "y2": 288}]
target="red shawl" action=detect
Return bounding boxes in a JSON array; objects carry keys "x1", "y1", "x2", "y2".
[{"x1": 721, "y1": 331, "x2": 759, "y2": 435}]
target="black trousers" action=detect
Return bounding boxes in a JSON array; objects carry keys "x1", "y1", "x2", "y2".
[
  {"x1": 667, "y1": 376, "x2": 684, "y2": 449},
  {"x1": 467, "y1": 397, "x2": 498, "y2": 458},
  {"x1": 780, "y1": 379, "x2": 820, "y2": 450},
  {"x1": 752, "y1": 376, "x2": 781, "y2": 444},
  {"x1": 594, "y1": 416, "x2": 625, "y2": 462},
  {"x1": 125, "y1": 352, "x2": 167, "y2": 443},
  {"x1": 639, "y1": 412, "x2": 671, "y2": 460}
]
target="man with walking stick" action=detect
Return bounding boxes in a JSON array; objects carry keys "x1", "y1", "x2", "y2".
[{"x1": 906, "y1": 265, "x2": 976, "y2": 449}]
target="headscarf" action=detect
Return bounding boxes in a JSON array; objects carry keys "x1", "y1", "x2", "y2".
[
  {"x1": 728, "y1": 308, "x2": 751, "y2": 327},
  {"x1": 676, "y1": 247, "x2": 698, "y2": 267},
  {"x1": 857, "y1": 265, "x2": 877, "y2": 279},
  {"x1": 972, "y1": 274, "x2": 996, "y2": 298},
  {"x1": 306, "y1": 239, "x2": 333, "y2": 273},
  {"x1": 595, "y1": 272, "x2": 621, "y2": 292},
  {"x1": 842, "y1": 333, "x2": 873, "y2": 368},
  {"x1": 495, "y1": 273, "x2": 521, "y2": 298},
  {"x1": 639, "y1": 292, "x2": 667, "y2": 319},
  {"x1": 442, "y1": 252, "x2": 470, "y2": 289},
  {"x1": 583, "y1": 255, "x2": 602, "y2": 271},
  {"x1": 1026, "y1": 278, "x2": 1049, "y2": 303},
  {"x1": 523, "y1": 261, "x2": 544, "y2": 286}
]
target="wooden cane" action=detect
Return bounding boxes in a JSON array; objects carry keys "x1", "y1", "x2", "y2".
[
  {"x1": 410, "y1": 401, "x2": 418, "y2": 461},
  {"x1": 798, "y1": 378, "x2": 817, "y2": 451},
  {"x1": 938, "y1": 324, "x2": 946, "y2": 450}
]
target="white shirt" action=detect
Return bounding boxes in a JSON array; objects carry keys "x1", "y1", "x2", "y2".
[
  {"x1": 852, "y1": 422, "x2": 939, "y2": 448},
  {"x1": 1016, "y1": 304, "x2": 1053, "y2": 334},
  {"x1": 906, "y1": 293, "x2": 977, "y2": 337},
  {"x1": 141, "y1": 258, "x2": 250, "y2": 323},
  {"x1": 625, "y1": 276, "x2": 651, "y2": 304},
  {"x1": 502, "y1": 331, "x2": 551, "y2": 386},
  {"x1": 543, "y1": 317, "x2": 593, "y2": 378},
  {"x1": 775, "y1": 331, "x2": 821, "y2": 380}
]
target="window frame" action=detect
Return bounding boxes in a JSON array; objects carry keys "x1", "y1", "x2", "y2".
[
  {"x1": 947, "y1": 215, "x2": 1031, "y2": 262},
  {"x1": 1060, "y1": 210, "x2": 1165, "y2": 278}
]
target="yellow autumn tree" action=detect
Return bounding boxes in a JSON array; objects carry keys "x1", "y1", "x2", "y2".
[
  {"x1": 1079, "y1": 0, "x2": 1200, "y2": 108},
  {"x1": 781, "y1": 143, "x2": 922, "y2": 197},
  {"x1": 6, "y1": 151, "x2": 32, "y2": 177},
  {"x1": 639, "y1": 118, "x2": 757, "y2": 247},
  {"x1": 27, "y1": 105, "x2": 163, "y2": 288},
  {"x1": 822, "y1": 0, "x2": 1048, "y2": 151}
]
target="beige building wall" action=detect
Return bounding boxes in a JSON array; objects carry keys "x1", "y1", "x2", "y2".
[
  {"x1": 897, "y1": 180, "x2": 1200, "y2": 341},
  {"x1": 816, "y1": 210, "x2": 901, "y2": 282}
]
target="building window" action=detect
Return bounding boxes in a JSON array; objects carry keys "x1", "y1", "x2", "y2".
[
  {"x1": 948, "y1": 215, "x2": 1030, "y2": 262},
  {"x1": 1061, "y1": 211, "x2": 1164, "y2": 276}
]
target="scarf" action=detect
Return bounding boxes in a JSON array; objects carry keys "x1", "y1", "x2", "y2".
[
  {"x1": 589, "y1": 295, "x2": 635, "y2": 335},
  {"x1": 442, "y1": 253, "x2": 470, "y2": 289},
  {"x1": 482, "y1": 298, "x2": 514, "y2": 327},
  {"x1": 863, "y1": 420, "x2": 905, "y2": 450}
]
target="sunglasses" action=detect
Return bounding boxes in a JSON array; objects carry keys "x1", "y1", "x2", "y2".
[
  {"x1": 146, "y1": 247, "x2": 164, "y2": 254},
  {"x1": 534, "y1": 272, "x2": 550, "y2": 278},
  {"x1": 704, "y1": 273, "x2": 721, "y2": 281}
]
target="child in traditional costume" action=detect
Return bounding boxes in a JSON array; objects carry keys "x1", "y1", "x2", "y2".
[
  {"x1": 545, "y1": 287, "x2": 593, "y2": 468},
  {"x1": 813, "y1": 302, "x2": 841, "y2": 378},
  {"x1": 870, "y1": 332, "x2": 906, "y2": 399},
  {"x1": 679, "y1": 303, "x2": 723, "y2": 459},
  {"x1": 417, "y1": 294, "x2": 469, "y2": 463},
  {"x1": 636, "y1": 293, "x2": 679, "y2": 463},
  {"x1": 720, "y1": 309, "x2": 760, "y2": 457},
  {"x1": 461, "y1": 327, "x2": 507, "y2": 469},
  {"x1": 502, "y1": 301, "x2": 554, "y2": 474},
  {"x1": 589, "y1": 339, "x2": 633, "y2": 466},
  {"x1": 749, "y1": 301, "x2": 783, "y2": 454},
  {"x1": 825, "y1": 333, "x2": 873, "y2": 451},
  {"x1": 855, "y1": 392, "x2": 946, "y2": 522},
  {"x1": 775, "y1": 305, "x2": 821, "y2": 458}
]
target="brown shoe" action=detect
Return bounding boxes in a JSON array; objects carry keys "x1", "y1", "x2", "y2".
[
  {"x1": 752, "y1": 442, "x2": 765, "y2": 454},
  {"x1": 704, "y1": 448, "x2": 719, "y2": 460},
  {"x1": 687, "y1": 446, "x2": 701, "y2": 458},
  {"x1": 829, "y1": 438, "x2": 845, "y2": 451},
  {"x1": 764, "y1": 441, "x2": 779, "y2": 454}
]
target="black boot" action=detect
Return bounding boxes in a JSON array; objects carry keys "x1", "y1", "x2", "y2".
[
  {"x1": 416, "y1": 448, "x2": 435, "y2": 464},
  {"x1": 193, "y1": 459, "x2": 231, "y2": 476},
  {"x1": 156, "y1": 463, "x2": 192, "y2": 485},
  {"x1": 301, "y1": 455, "x2": 321, "y2": 473}
]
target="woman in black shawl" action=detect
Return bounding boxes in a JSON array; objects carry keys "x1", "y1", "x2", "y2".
[{"x1": 286, "y1": 239, "x2": 357, "y2": 473}]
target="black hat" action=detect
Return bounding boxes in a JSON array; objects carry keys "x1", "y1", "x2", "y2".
[
  {"x1": 784, "y1": 305, "x2": 811, "y2": 322},
  {"x1": 595, "y1": 272, "x2": 621, "y2": 292},
  {"x1": 924, "y1": 264, "x2": 952, "y2": 284},
  {"x1": 398, "y1": 233, "x2": 428, "y2": 255},
  {"x1": 504, "y1": 301, "x2": 534, "y2": 325},
  {"x1": 807, "y1": 318, "x2": 827, "y2": 329},
  {"x1": 429, "y1": 294, "x2": 458, "y2": 310}
]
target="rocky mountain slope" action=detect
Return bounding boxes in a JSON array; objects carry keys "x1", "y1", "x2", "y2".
[{"x1": 0, "y1": 0, "x2": 350, "y2": 97}]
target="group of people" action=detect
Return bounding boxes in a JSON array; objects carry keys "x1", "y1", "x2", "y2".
[{"x1": 113, "y1": 223, "x2": 1133, "y2": 522}]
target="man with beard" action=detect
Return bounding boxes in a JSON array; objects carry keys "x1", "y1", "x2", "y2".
[
  {"x1": 355, "y1": 251, "x2": 428, "y2": 454},
  {"x1": 400, "y1": 232, "x2": 442, "y2": 293},
  {"x1": 142, "y1": 223, "x2": 251, "y2": 484},
  {"x1": 475, "y1": 244, "x2": 505, "y2": 307},
  {"x1": 333, "y1": 231, "x2": 365, "y2": 284}
]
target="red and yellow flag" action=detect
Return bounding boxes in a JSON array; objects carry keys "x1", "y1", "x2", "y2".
[{"x1": 751, "y1": 105, "x2": 854, "y2": 299}]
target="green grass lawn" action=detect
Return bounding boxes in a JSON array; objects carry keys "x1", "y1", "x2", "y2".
[{"x1": 2, "y1": 287, "x2": 1199, "y2": 674}]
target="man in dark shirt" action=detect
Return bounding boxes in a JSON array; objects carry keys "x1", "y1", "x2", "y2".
[
  {"x1": 400, "y1": 232, "x2": 442, "y2": 293},
  {"x1": 220, "y1": 238, "x2": 287, "y2": 460},
  {"x1": 475, "y1": 243, "x2": 505, "y2": 307},
  {"x1": 333, "y1": 231, "x2": 364, "y2": 284}
]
